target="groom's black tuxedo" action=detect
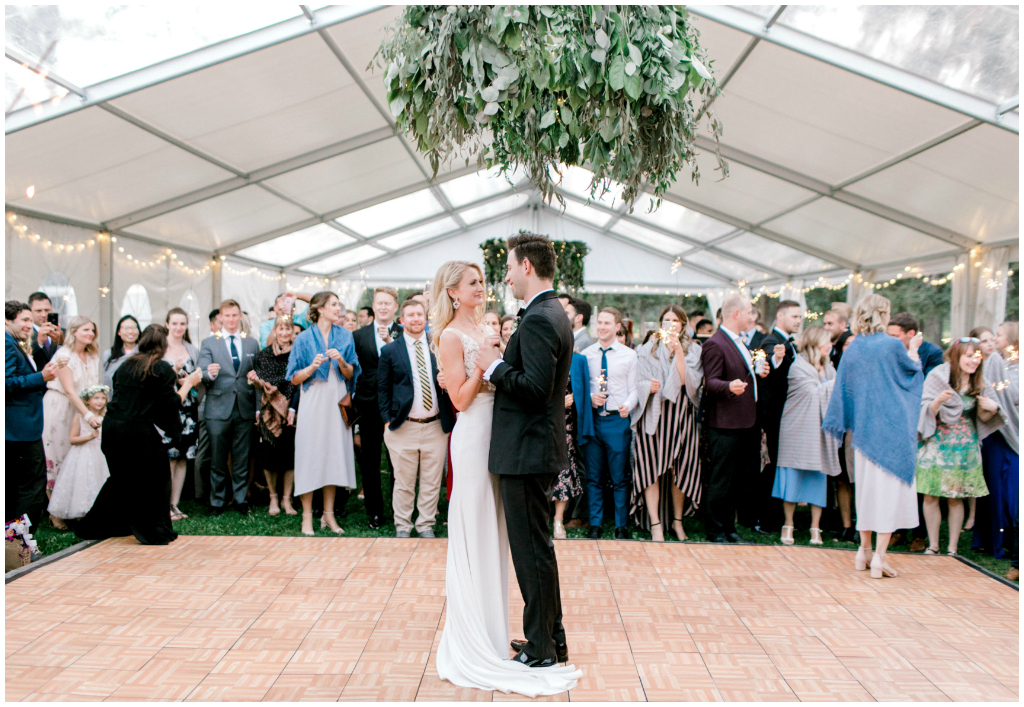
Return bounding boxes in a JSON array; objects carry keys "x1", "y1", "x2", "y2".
[
  {"x1": 489, "y1": 291, "x2": 573, "y2": 476},
  {"x1": 488, "y1": 289, "x2": 573, "y2": 663}
]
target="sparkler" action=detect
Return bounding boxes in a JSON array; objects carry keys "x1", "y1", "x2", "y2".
[
  {"x1": 994, "y1": 380, "x2": 1010, "y2": 392},
  {"x1": 598, "y1": 368, "x2": 610, "y2": 416},
  {"x1": 1006, "y1": 345, "x2": 1018, "y2": 363}
]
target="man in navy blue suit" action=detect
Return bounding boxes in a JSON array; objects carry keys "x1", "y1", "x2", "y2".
[
  {"x1": 888, "y1": 312, "x2": 944, "y2": 376},
  {"x1": 378, "y1": 298, "x2": 454, "y2": 538},
  {"x1": 6, "y1": 301, "x2": 59, "y2": 524}
]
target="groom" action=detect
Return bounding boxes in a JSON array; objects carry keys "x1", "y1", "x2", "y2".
[{"x1": 476, "y1": 232, "x2": 574, "y2": 668}]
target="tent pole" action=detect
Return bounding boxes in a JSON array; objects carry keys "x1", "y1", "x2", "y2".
[
  {"x1": 211, "y1": 261, "x2": 222, "y2": 313},
  {"x1": 99, "y1": 235, "x2": 114, "y2": 351}
]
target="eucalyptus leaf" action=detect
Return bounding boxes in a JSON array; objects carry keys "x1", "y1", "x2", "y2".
[
  {"x1": 628, "y1": 42, "x2": 643, "y2": 66},
  {"x1": 484, "y1": 101, "x2": 500, "y2": 116},
  {"x1": 624, "y1": 61, "x2": 636, "y2": 77},
  {"x1": 691, "y1": 56, "x2": 712, "y2": 80},
  {"x1": 481, "y1": 85, "x2": 500, "y2": 102},
  {"x1": 624, "y1": 72, "x2": 643, "y2": 100},
  {"x1": 560, "y1": 103, "x2": 573, "y2": 124},
  {"x1": 539, "y1": 109, "x2": 557, "y2": 129},
  {"x1": 608, "y1": 55, "x2": 626, "y2": 90},
  {"x1": 595, "y1": 28, "x2": 610, "y2": 48},
  {"x1": 389, "y1": 94, "x2": 409, "y2": 117},
  {"x1": 591, "y1": 48, "x2": 606, "y2": 63}
]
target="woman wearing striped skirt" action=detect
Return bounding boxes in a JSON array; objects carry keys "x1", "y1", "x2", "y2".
[{"x1": 629, "y1": 305, "x2": 704, "y2": 542}]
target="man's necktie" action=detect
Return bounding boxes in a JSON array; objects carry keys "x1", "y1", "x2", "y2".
[
  {"x1": 600, "y1": 346, "x2": 611, "y2": 412},
  {"x1": 230, "y1": 336, "x2": 240, "y2": 373},
  {"x1": 415, "y1": 340, "x2": 432, "y2": 411},
  {"x1": 517, "y1": 308, "x2": 526, "y2": 319}
]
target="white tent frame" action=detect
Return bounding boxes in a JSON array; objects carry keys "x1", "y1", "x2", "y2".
[{"x1": 5, "y1": 5, "x2": 1018, "y2": 313}]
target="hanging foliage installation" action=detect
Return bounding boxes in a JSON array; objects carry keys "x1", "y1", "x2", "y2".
[
  {"x1": 374, "y1": 5, "x2": 726, "y2": 209},
  {"x1": 481, "y1": 233, "x2": 590, "y2": 295}
]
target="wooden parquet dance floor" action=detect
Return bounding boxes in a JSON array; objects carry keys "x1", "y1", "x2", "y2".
[{"x1": 5, "y1": 536, "x2": 1018, "y2": 701}]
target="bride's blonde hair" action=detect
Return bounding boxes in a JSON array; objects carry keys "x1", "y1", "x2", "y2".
[{"x1": 430, "y1": 260, "x2": 484, "y2": 357}]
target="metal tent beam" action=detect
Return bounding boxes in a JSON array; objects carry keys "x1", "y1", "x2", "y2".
[
  {"x1": 4, "y1": 5, "x2": 386, "y2": 134},
  {"x1": 689, "y1": 5, "x2": 1019, "y2": 134},
  {"x1": 327, "y1": 203, "x2": 539, "y2": 278},
  {"x1": 692, "y1": 135, "x2": 975, "y2": 249},
  {"x1": 217, "y1": 162, "x2": 481, "y2": 255},
  {"x1": 104, "y1": 126, "x2": 396, "y2": 230}
]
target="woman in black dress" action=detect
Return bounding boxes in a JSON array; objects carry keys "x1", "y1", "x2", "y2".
[
  {"x1": 75, "y1": 325, "x2": 201, "y2": 545},
  {"x1": 250, "y1": 316, "x2": 299, "y2": 516}
]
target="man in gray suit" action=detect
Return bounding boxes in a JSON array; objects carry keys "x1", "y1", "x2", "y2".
[{"x1": 197, "y1": 299, "x2": 259, "y2": 515}]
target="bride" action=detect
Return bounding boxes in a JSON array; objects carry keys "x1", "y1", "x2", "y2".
[{"x1": 431, "y1": 261, "x2": 580, "y2": 697}]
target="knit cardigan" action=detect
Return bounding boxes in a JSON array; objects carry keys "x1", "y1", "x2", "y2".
[
  {"x1": 822, "y1": 332, "x2": 922, "y2": 485},
  {"x1": 918, "y1": 363, "x2": 1006, "y2": 442}
]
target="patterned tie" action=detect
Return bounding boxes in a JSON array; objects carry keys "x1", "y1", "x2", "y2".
[
  {"x1": 415, "y1": 339, "x2": 432, "y2": 411},
  {"x1": 230, "y1": 335, "x2": 240, "y2": 373}
]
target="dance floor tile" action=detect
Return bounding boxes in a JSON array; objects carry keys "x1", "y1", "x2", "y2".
[{"x1": 5, "y1": 537, "x2": 1016, "y2": 702}]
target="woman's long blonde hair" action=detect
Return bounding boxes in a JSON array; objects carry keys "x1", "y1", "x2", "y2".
[
  {"x1": 852, "y1": 294, "x2": 891, "y2": 335},
  {"x1": 796, "y1": 325, "x2": 830, "y2": 369},
  {"x1": 429, "y1": 261, "x2": 483, "y2": 356},
  {"x1": 65, "y1": 316, "x2": 99, "y2": 357}
]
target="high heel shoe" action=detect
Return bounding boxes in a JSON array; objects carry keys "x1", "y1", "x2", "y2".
[
  {"x1": 268, "y1": 492, "x2": 280, "y2": 516},
  {"x1": 301, "y1": 513, "x2": 315, "y2": 537},
  {"x1": 781, "y1": 525, "x2": 795, "y2": 545},
  {"x1": 809, "y1": 528, "x2": 823, "y2": 546},
  {"x1": 869, "y1": 554, "x2": 897, "y2": 579},
  {"x1": 322, "y1": 511, "x2": 344, "y2": 535},
  {"x1": 553, "y1": 520, "x2": 566, "y2": 539},
  {"x1": 650, "y1": 521, "x2": 664, "y2": 542},
  {"x1": 854, "y1": 546, "x2": 869, "y2": 571}
]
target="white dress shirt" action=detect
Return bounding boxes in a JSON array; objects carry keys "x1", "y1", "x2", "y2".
[
  {"x1": 374, "y1": 320, "x2": 395, "y2": 355},
  {"x1": 720, "y1": 324, "x2": 759, "y2": 402},
  {"x1": 403, "y1": 332, "x2": 439, "y2": 418},
  {"x1": 770, "y1": 326, "x2": 796, "y2": 368},
  {"x1": 221, "y1": 330, "x2": 244, "y2": 367},
  {"x1": 482, "y1": 288, "x2": 553, "y2": 381},
  {"x1": 582, "y1": 340, "x2": 638, "y2": 414}
]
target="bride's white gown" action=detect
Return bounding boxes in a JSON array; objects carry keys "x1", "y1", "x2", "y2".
[{"x1": 436, "y1": 329, "x2": 581, "y2": 697}]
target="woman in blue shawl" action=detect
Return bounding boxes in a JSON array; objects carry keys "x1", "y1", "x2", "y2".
[
  {"x1": 822, "y1": 294, "x2": 923, "y2": 580},
  {"x1": 287, "y1": 291, "x2": 361, "y2": 537}
]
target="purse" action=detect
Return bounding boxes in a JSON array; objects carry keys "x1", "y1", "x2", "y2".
[{"x1": 338, "y1": 393, "x2": 360, "y2": 429}]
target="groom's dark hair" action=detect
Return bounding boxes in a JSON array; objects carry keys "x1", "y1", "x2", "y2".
[{"x1": 507, "y1": 231, "x2": 556, "y2": 280}]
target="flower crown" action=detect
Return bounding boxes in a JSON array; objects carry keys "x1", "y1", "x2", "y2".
[{"x1": 79, "y1": 384, "x2": 111, "y2": 402}]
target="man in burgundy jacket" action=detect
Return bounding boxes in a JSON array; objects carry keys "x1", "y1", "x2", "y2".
[{"x1": 701, "y1": 294, "x2": 770, "y2": 543}]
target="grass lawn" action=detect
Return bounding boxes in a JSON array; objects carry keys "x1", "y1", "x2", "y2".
[{"x1": 31, "y1": 469, "x2": 1017, "y2": 584}]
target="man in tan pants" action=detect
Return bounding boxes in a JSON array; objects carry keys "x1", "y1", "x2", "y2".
[{"x1": 378, "y1": 299, "x2": 450, "y2": 538}]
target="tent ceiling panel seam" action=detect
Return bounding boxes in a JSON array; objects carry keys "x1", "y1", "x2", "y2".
[
  {"x1": 693, "y1": 136, "x2": 975, "y2": 248},
  {"x1": 690, "y1": 6, "x2": 1019, "y2": 134},
  {"x1": 4, "y1": 5, "x2": 388, "y2": 134},
  {"x1": 103, "y1": 126, "x2": 396, "y2": 230}
]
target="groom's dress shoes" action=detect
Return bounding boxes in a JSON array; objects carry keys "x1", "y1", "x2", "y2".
[
  {"x1": 511, "y1": 639, "x2": 568, "y2": 663},
  {"x1": 709, "y1": 533, "x2": 728, "y2": 544},
  {"x1": 615, "y1": 527, "x2": 629, "y2": 540},
  {"x1": 727, "y1": 532, "x2": 743, "y2": 544},
  {"x1": 368, "y1": 515, "x2": 385, "y2": 530},
  {"x1": 512, "y1": 649, "x2": 556, "y2": 668},
  {"x1": 587, "y1": 527, "x2": 602, "y2": 540}
]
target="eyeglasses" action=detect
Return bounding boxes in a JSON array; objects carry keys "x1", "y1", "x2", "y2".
[{"x1": 958, "y1": 337, "x2": 980, "y2": 344}]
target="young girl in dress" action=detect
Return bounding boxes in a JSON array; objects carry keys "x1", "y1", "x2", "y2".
[{"x1": 48, "y1": 385, "x2": 111, "y2": 520}]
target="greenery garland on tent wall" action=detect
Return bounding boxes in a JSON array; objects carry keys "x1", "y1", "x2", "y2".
[
  {"x1": 481, "y1": 234, "x2": 590, "y2": 298},
  {"x1": 374, "y1": 5, "x2": 726, "y2": 209}
]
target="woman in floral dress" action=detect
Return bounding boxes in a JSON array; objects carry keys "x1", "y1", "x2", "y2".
[
  {"x1": 160, "y1": 309, "x2": 200, "y2": 520},
  {"x1": 917, "y1": 338, "x2": 1004, "y2": 556}
]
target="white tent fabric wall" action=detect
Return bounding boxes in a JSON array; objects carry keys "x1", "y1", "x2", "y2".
[
  {"x1": 950, "y1": 246, "x2": 1013, "y2": 337},
  {"x1": 5, "y1": 214, "x2": 101, "y2": 335},
  {"x1": 220, "y1": 260, "x2": 285, "y2": 338},
  {"x1": 3, "y1": 5, "x2": 1018, "y2": 333}
]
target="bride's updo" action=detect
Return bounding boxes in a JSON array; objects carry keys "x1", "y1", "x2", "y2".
[{"x1": 430, "y1": 260, "x2": 484, "y2": 357}]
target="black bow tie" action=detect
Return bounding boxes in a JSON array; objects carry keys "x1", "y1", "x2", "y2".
[{"x1": 517, "y1": 308, "x2": 526, "y2": 319}]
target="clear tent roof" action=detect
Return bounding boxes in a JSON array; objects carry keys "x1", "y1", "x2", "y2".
[{"x1": 4, "y1": 5, "x2": 1019, "y2": 293}]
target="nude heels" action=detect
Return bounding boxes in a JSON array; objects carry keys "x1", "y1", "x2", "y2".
[
  {"x1": 869, "y1": 553, "x2": 897, "y2": 579},
  {"x1": 854, "y1": 546, "x2": 869, "y2": 571},
  {"x1": 781, "y1": 526, "x2": 795, "y2": 545}
]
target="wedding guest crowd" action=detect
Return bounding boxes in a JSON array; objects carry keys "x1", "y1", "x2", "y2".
[{"x1": 4, "y1": 240, "x2": 1018, "y2": 584}]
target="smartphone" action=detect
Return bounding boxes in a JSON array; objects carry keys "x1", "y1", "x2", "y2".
[
  {"x1": 47, "y1": 312, "x2": 59, "y2": 327},
  {"x1": 282, "y1": 295, "x2": 295, "y2": 316}
]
